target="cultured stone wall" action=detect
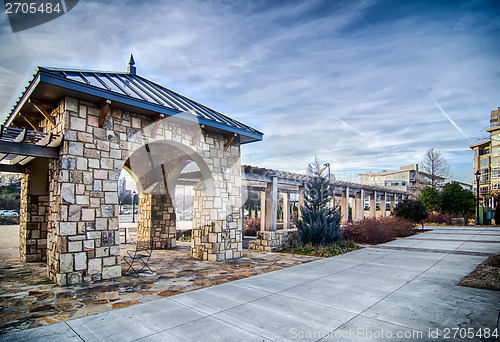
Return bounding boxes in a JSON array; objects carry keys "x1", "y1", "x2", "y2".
[
  {"x1": 137, "y1": 193, "x2": 176, "y2": 249},
  {"x1": 248, "y1": 229, "x2": 299, "y2": 252},
  {"x1": 19, "y1": 171, "x2": 49, "y2": 262},
  {"x1": 20, "y1": 95, "x2": 243, "y2": 285}
]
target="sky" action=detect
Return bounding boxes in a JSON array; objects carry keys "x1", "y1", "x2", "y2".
[{"x1": 1, "y1": 0, "x2": 499, "y2": 184}]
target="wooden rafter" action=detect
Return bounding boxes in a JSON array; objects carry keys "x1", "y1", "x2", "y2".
[
  {"x1": 99, "y1": 100, "x2": 111, "y2": 128},
  {"x1": 20, "y1": 113, "x2": 39, "y2": 131},
  {"x1": 29, "y1": 99, "x2": 56, "y2": 126},
  {"x1": 191, "y1": 125, "x2": 204, "y2": 145},
  {"x1": 224, "y1": 133, "x2": 237, "y2": 151},
  {"x1": 151, "y1": 114, "x2": 165, "y2": 138}
]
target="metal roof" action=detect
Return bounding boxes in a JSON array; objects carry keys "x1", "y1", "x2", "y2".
[{"x1": 5, "y1": 66, "x2": 263, "y2": 144}]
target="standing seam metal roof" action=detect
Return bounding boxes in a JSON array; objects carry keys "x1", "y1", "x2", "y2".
[{"x1": 5, "y1": 66, "x2": 263, "y2": 143}]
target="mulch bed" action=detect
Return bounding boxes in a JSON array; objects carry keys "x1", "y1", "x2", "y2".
[{"x1": 459, "y1": 253, "x2": 500, "y2": 291}]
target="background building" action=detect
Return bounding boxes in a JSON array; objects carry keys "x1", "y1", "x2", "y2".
[
  {"x1": 470, "y1": 107, "x2": 500, "y2": 208},
  {"x1": 359, "y1": 164, "x2": 421, "y2": 193}
]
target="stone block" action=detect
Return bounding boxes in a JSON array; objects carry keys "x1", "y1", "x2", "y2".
[
  {"x1": 105, "y1": 192, "x2": 118, "y2": 204},
  {"x1": 68, "y1": 241, "x2": 82, "y2": 252},
  {"x1": 65, "y1": 97, "x2": 78, "y2": 112},
  {"x1": 102, "y1": 265, "x2": 121, "y2": 279},
  {"x1": 60, "y1": 253, "x2": 73, "y2": 272},
  {"x1": 94, "y1": 170, "x2": 108, "y2": 180},
  {"x1": 76, "y1": 157, "x2": 88, "y2": 170},
  {"x1": 88, "y1": 258, "x2": 102, "y2": 275},
  {"x1": 76, "y1": 195, "x2": 90, "y2": 205},
  {"x1": 102, "y1": 181, "x2": 116, "y2": 191},
  {"x1": 68, "y1": 205, "x2": 81, "y2": 221},
  {"x1": 68, "y1": 141, "x2": 84, "y2": 156},
  {"x1": 70, "y1": 117, "x2": 87, "y2": 131},
  {"x1": 81, "y1": 208, "x2": 95, "y2": 221},
  {"x1": 61, "y1": 184, "x2": 75, "y2": 204},
  {"x1": 60, "y1": 222, "x2": 76, "y2": 236},
  {"x1": 96, "y1": 218, "x2": 107, "y2": 230},
  {"x1": 83, "y1": 239, "x2": 94, "y2": 250},
  {"x1": 95, "y1": 247, "x2": 109, "y2": 258},
  {"x1": 74, "y1": 252, "x2": 87, "y2": 271},
  {"x1": 102, "y1": 256, "x2": 116, "y2": 266}
]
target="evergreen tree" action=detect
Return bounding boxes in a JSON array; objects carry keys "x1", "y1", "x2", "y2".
[
  {"x1": 440, "y1": 182, "x2": 475, "y2": 224},
  {"x1": 295, "y1": 159, "x2": 341, "y2": 245},
  {"x1": 419, "y1": 186, "x2": 441, "y2": 212},
  {"x1": 394, "y1": 199, "x2": 428, "y2": 229}
]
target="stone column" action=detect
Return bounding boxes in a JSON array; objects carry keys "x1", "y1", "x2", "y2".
[
  {"x1": 265, "y1": 182, "x2": 273, "y2": 230},
  {"x1": 19, "y1": 160, "x2": 50, "y2": 262},
  {"x1": 46, "y1": 97, "x2": 121, "y2": 286},
  {"x1": 390, "y1": 195, "x2": 396, "y2": 214},
  {"x1": 137, "y1": 191, "x2": 176, "y2": 249},
  {"x1": 283, "y1": 192, "x2": 290, "y2": 229}
]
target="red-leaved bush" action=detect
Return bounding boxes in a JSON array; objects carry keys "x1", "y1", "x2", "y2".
[
  {"x1": 244, "y1": 218, "x2": 260, "y2": 236},
  {"x1": 342, "y1": 216, "x2": 417, "y2": 244}
]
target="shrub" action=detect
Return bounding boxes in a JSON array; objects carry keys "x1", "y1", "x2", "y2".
[
  {"x1": 244, "y1": 218, "x2": 260, "y2": 236},
  {"x1": 423, "y1": 212, "x2": 455, "y2": 225},
  {"x1": 342, "y1": 216, "x2": 416, "y2": 244}
]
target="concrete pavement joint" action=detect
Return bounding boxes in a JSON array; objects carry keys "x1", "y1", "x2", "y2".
[
  {"x1": 366, "y1": 245, "x2": 494, "y2": 256},
  {"x1": 319, "y1": 251, "x2": 451, "y2": 341}
]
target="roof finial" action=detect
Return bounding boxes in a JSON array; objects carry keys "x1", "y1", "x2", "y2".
[{"x1": 127, "y1": 54, "x2": 136, "y2": 74}]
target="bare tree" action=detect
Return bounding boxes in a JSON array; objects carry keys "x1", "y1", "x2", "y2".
[{"x1": 420, "y1": 148, "x2": 451, "y2": 189}]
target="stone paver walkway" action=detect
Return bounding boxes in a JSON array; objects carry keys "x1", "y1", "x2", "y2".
[
  {"x1": 0, "y1": 225, "x2": 320, "y2": 335},
  {"x1": 1, "y1": 226, "x2": 499, "y2": 341}
]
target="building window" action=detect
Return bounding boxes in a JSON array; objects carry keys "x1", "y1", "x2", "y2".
[{"x1": 492, "y1": 168, "x2": 500, "y2": 178}]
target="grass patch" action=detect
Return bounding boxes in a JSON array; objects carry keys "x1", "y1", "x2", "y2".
[
  {"x1": 459, "y1": 253, "x2": 500, "y2": 291},
  {"x1": 282, "y1": 240, "x2": 359, "y2": 258}
]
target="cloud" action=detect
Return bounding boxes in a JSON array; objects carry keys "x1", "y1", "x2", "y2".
[{"x1": 0, "y1": 0, "x2": 499, "y2": 184}]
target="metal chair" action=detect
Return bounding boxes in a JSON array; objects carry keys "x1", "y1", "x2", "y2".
[{"x1": 123, "y1": 239, "x2": 153, "y2": 277}]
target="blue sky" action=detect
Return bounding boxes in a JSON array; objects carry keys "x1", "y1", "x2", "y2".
[{"x1": 1, "y1": 0, "x2": 499, "y2": 183}]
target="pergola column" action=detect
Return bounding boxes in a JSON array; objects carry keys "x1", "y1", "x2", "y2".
[
  {"x1": 341, "y1": 186, "x2": 350, "y2": 224},
  {"x1": 381, "y1": 192, "x2": 387, "y2": 217},
  {"x1": 298, "y1": 186, "x2": 305, "y2": 219},
  {"x1": 260, "y1": 190, "x2": 266, "y2": 231},
  {"x1": 354, "y1": 190, "x2": 364, "y2": 222},
  {"x1": 283, "y1": 192, "x2": 290, "y2": 229},
  {"x1": 271, "y1": 176, "x2": 278, "y2": 231},
  {"x1": 370, "y1": 191, "x2": 377, "y2": 218},
  {"x1": 390, "y1": 194, "x2": 396, "y2": 213}
]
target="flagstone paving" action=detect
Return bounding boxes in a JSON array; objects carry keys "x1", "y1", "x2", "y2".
[{"x1": 0, "y1": 225, "x2": 320, "y2": 335}]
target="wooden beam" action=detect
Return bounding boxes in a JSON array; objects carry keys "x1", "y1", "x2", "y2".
[
  {"x1": 0, "y1": 141, "x2": 59, "y2": 158},
  {"x1": 29, "y1": 98, "x2": 55, "y2": 108},
  {"x1": 14, "y1": 128, "x2": 27, "y2": 142},
  {"x1": 151, "y1": 114, "x2": 164, "y2": 138},
  {"x1": 0, "y1": 164, "x2": 27, "y2": 173},
  {"x1": 20, "y1": 113, "x2": 39, "y2": 131},
  {"x1": 29, "y1": 100, "x2": 56, "y2": 126},
  {"x1": 224, "y1": 134, "x2": 236, "y2": 151},
  {"x1": 99, "y1": 100, "x2": 111, "y2": 128}
]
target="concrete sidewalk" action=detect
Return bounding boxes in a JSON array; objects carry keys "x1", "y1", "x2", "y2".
[{"x1": 2, "y1": 226, "x2": 499, "y2": 341}]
